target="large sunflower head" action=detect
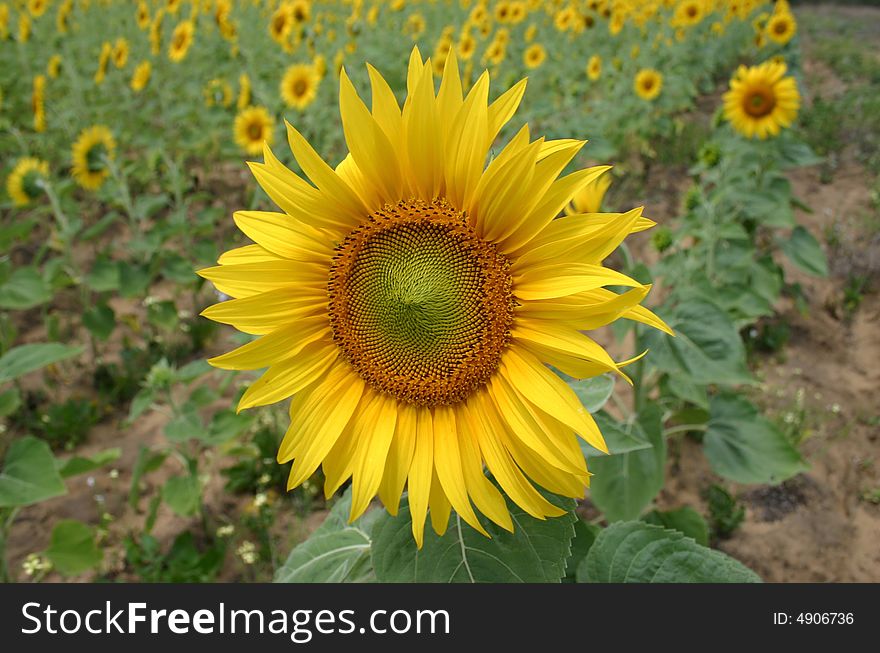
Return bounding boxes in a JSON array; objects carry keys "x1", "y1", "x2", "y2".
[
  {"x1": 168, "y1": 20, "x2": 195, "y2": 62},
  {"x1": 634, "y1": 68, "x2": 663, "y2": 101},
  {"x1": 71, "y1": 125, "x2": 116, "y2": 191},
  {"x1": 280, "y1": 63, "x2": 320, "y2": 109},
  {"x1": 722, "y1": 60, "x2": 800, "y2": 139},
  {"x1": 765, "y1": 11, "x2": 796, "y2": 45},
  {"x1": 199, "y1": 49, "x2": 669, "y2": 546},
  {"x1": 6, "y1": 157, "x2": 49, "y2": 206},
  {"x1": 234, "y1": 105, "x2": 275, "y2": 155}
]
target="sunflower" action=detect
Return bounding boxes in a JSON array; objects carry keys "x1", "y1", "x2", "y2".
[
  {"x1": 674, "y1": 0, "x2": 704, "y2": 28},
  {"x1": 237, "y1": 73, "x2": 252, "y2": 110},
  {"x1": 6, "y1": 158, "x2": 48, "y2": 206},
  {"x1": 482, "y1": 39, "x2": 506, "y2": 66},
  {"x1": 280, "y1": 64, "x2": 320, "y2": 109},
  {"x1": 269, "y1": 3, "x2": 293, "y2": 45},
  {"x1": 198, "y1": 49, "x2": 669, "y2": 546},
  {"x1": 722, "y1": 60, "x2": 800, "y2": 139},
  {"x1": 566, "y1": 168, "x2": 612, "y2": 214},
  {"x1": 136, "y1": 1, "x2": 150, "y2": 29},
  {"x1": 131, "y1": 60, "x2": 152, "y2": 92},
  {"x1": 523, "y1": 43, "x2": 546, "y2": 70},
  {"x1": 204, "y1": 78, "x2": 234, "y2": 108},
  {"x1": 168, "y1": 20, "x2": 195, "y2": 62},
  {"x1": 71, "y1": 125, "x2": 116, "y2": 191},
  {"x1": 765, "y1": 11, "x2": 796, "y2": 45},
  {"x1": 234, "y1": 105, "x2": 275, "y2": 155},
  {"x1": 18, "y1": 13, "x2": 31, "y2": 43},
  {"x1": 28, "y1": 0, "x2": 47, "y2": 18},
  {"x1": 56, "y1": 0, "x2": 72, "y2": 34},
  {"x1": 112, "y1": 38, "x2": 130, "y2": 69},
  {"x1": 47, "y1": 54, "x2": 61, "y2": 78},
  {"x1": 290, "y1": 0, "x2": 310, "y2": 25},
  {"x1": 524, "y1": 24, "x2": 537, "y2": 43},
  {"x1": 32, "y1": 74, "x2": 45, "y2": 133},
  {"x1": 94, "y1": 42, "x2": 111, "y2": 85},
  {"x1": 458, "y1": 33, "x2": 476, "y2": 60},
  {"x1": 634, "y1": 68, "x2": 662, "y2": 100},
  {"x1": 586, "y1": 54, "x2": 601, "y2": 81}
]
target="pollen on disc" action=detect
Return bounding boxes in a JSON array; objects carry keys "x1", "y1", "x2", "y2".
[{"x1": 328, "y1": 198, "x2": 515, "y2": 406}]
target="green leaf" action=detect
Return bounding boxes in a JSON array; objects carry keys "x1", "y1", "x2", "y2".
[
  {"x1": 127, "y1": 388, "x2": 155, "y2": 424},
  {"x1": 704, "y1": 394, "x2": 808, "y2": 484},
  {"x1": 643, "y1": 507, "x2": 709, "y2": 546},
  {"x1": 0, "y1": 343, "x2": 84, "y2": 384},
  {"x1": 58, "y1": 448, "x2": 121, "y2": 479},
  {"x1": 274, "y1": 489, "x2": 376, "y2": 583},
  {"x1": 781, "y1": 226, "x2": 829, "y2": 277},
  {"x1": 162, "y1": 474, "x2": 201, "y2": 517},
  {"x1": 204, "y1": 410, "x2": 255, "y2": 444},
  {"x1": 85, "y1": 258, "x2": 120, "y2": 292},
  {"x1": 82, "y1": 303, "x2": 116, "y2": 341},
  {"x1": 568, "y1": 374, "x2": 615, "y2": 413},
  {"x1": 565, "y1": 519, "x2": 601, "y2": 581},
  {"x1": 45, "y1": 520, "x2": 103, "y2": 576},
  {"x1": 147, "y1": 300, "x2": 179, "y2": 331},
  {"x1": 0, "y1": 266, "x2": 52, "y2": 309},
  {"x1": 118, "y1": 262, "x2": 152, "y2": 298},
  {"x1": 579, "y1": 521, "x2": 760, "y2": 583},
  {"x1": 129, "y1": 446, "x2": 168, "y2": 509},
  {"x1": 580, "y1": 411, "x2": 652, "y2": 458},
  {"x1": 164, "y1": 410, "x2": 208, "y2": 442},
  {"x1": 0, "y1": 436, "x2": 67, "y2": 507},
  {"x1": 0, "y1": 387, "x2": 21, "y2": 417},
  {"x1": 642, "y1": 300, "x2": 752, "y2": 386},
  {"x1": 589, "y1": 405, "x2": 665, "y2": 521},
  {"x1": 371, "y1": 492, "x2": 576, "y2": 583},
  {"x1": 664, "y1": 375, "x2": 709, "y2": 410}
]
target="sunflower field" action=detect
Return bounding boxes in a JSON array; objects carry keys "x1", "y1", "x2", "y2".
[{"x1": 1, "y1": 0, "x2": 878, "y2": 586}]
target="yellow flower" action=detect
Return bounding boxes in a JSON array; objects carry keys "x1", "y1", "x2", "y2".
[
  {"x1": 405, "y1": 12, "x2": 425, "y2": 39},
  {"x1": 47, "y1": 54, "x2": 62, "y2": 79},
  {"x1": 56, "y1": 0, "x2": 72, "y2": 34},
  {"x1": 586, "y1": 54, "x2": 601, "y2": 81},
  {"x1": 458, "y1": 32, "x2": 476, "y2": 60},
  {"x1": 233, "y1": 105, "x2": 275, "y2": 156},
  {"x1": 131, "y1": 60, "x2": 151, "y2": 92},
  {"x1": 32, "y1": 74, "x2": 45, "y2": 132},
  {"x1": 723, "y1": 60, "x2": 800, "y2": 139},
  {"x1": 237, "y1": 73, "x2": 251, "y2": 110},
  {"x1": 290, "y1": 0, "x2": 311, "y2": 25},
  {"x1": 18, "y1": 13, "x2": 31, "y2": 43},
  {"x1": 524, "y1": 23, "x2": 536, "y2": 43},
  {"x1": 765, "y1": 11, "x2": 796, "y2": 45},
  {"x1": 483, "y1": 38, "x2": 506, "y2": 66},
  {"x1": 112, "y1": 38, "x2": 130, "y2": 69},
  {"x1": 673, "y1": 0, "x2": 704, "y2": 28},
  {"x1": 71, "y1": 125, "x2": 116, "y2": 191},
  {"x1": 136, "y1": 1, "x2": 150, "y2": 29},
  {"x1": 634, "y1": 68, "x2": 663, "y2": 101},
  {"x1": 94, "y1": 42, "x2": 111, "y2": 85},
  {"x1": 280, "y1": 64, "x2": 320, "y2": 110},
  {"x1": 523, "y1": 43, "x2": 546, "y2": 69},
  {"x1": 198, "y1": 49, "x2": 669, "y2": 547},
  {"x1": 7, "y1": 157, "x2": 48, "y2": 206},
  {"x1": 168, "y1": 20, "x2": 195, "y2": 62},
  {"x1": 204, "y1": 78, "x2": 233, "y2": 108},
  {"x1": 269, "y1": 3, "x2": 293, "y2": 45},
  {"x1": 28, "y1": 0, "x2": 47, "y2": 18}
]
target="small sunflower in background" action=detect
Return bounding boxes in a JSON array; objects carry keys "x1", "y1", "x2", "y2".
[
  {"x1": 112, "y1": 38, "x2": 130, "y2": 69},
  {"x1": 634, "y1": 68, "x2": 663, "y2": 101},
  {"x1": 204, "y1": 78, "x2": 234, "y2": 108},
  {"x1": 28, "y1": 0, "x2": 48, "y2": 19},
  {"x1": 524, "y1": 24, "x2": 537, "y2": 43},
  {"x1": 136, "y1": 1, "x2": 150, "y2": 29},
  {"x1": 131, "y1": 60, "x2": 152, "y2": 92},
  {"x1": 566, "y1": 168, "x2": 613, "y2": 214},
  {"x1": 523, "y1": 43, "x2": 546, "y2": 69},
  {"x1": 674, "y1": 0, "x2": 704, "y2": 28},
  {"x1": 6, "y1": 158, "x2": 48, "y2": 207},
  {"x1": 280, "y1": 64, "x2": 320, "y2": 110},
  {"x1": 169, "y1": 20, "x2": 195, "y2": 62},
  {"x1": 94, "y1": 42, "x2": 111, "y2": 85},
  {"x1": 269, "y1": 3, "x2": 293, "y2": 46},
  {"x1": 199, "y1": 49, "x2": 669, "y2": 546},
  {"x1": 18, "y1": 13, "x2": 31, "y2": 43},
  {"x1": 47, "y1": 54, "x2": 61, "y2": 78},
  {"x1": 71, "y1": 125, "x2": 116, "y2": 191},
  {"x1": 32, "y1": 74, "x2": 46, "y2": 133},
  {"x1": 237, "y1": 73, "x2": 252, "y2": 110},
  {"x1": 586, "y1": 54, "x2": 601, "y2": 81},
  {"x1": 290, "y1": 0, "x2": 311, "y2": 25},
  {"x1": 233, "y1": 105, "x2": 275, "y2": 156},
  {"x1": 765, "y1": 11, "x2": 796, "y2": 45},
  {"x1": 457, "y1": 32, "x2": 476, "y2": 61},
  {"x1": 56, "y1": 0, "x2": 72, "y2": 34},
  {"x1": 723, "y1": 60, "x2": 800, "y2": 139}
]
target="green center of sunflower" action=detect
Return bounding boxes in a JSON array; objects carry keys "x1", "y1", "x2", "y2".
[
  {"x1": 22, "y1": 169, "x2": 44, "y2": 200},
  {"x1": 86, "y1": 144, "x2": 108, "y2": 173},
  {"x1": 744, "y1": 88, "x2": 775, "y2": 117},
  {"x1": 328, "y1": 199, "x2": 515, "y2": 406}
]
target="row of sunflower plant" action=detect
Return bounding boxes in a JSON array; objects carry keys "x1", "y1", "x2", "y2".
[{"x1": 0, "y1": 0, "x2": 810, "y2": 583}]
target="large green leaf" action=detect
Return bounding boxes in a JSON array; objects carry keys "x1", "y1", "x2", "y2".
[
  {"x1": 274, "y1": 489, "x2": 376, "y2": 583},
  {"x1": 781, "y1": 226, "x2": 829, "y2": 277},
  {"x1": 578, "y1": 521, "x2": 760, "y2": 583},
  {"x1": 581, "y1": 411, "x2": 653, "y2": 458},
  {"x1": 588, "y1": 406, "x2": 665, "y2": 521},
  {"x1": 568, "y1": 374, "x2": 615, "y2": 413},
  {"x1": 45, "y1": 520, "x2": 103, "y2": 576},
  {"x1": 0, "y1": 343, "x2": 84, "y2": 384},
  {"x1": 642, "y1": 300, "x2": 752, "y2": 386},
  {"x1": 162, "y1": 474, "x2": 201, "y2": 517},
  {"x1": 57, "y1": 448, "x2": 121, "y2": 479},
  {"x1": 371, "y1": 492, "x2": 576, "y2": 583},
  {"x1": 643, "y1": 507, "x2": 709, "y2": 546},
  {"x1": 0, "y1": 436, "x2": 67, "y2": 508},
  {"x1": 0, "y1": 267, "x2": 52, "y2": 309},
  {"x1": 704, "y1": 394, "x2": 808, "y2": 484}
]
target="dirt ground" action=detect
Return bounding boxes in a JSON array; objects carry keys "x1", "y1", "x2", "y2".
[{"x1": 6, "y1": 4, "x2": 880, "y2": 583}]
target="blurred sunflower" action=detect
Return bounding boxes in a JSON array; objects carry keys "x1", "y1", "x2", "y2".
[
  {"x1": 71, "y1": 125, "x2": 116, "y2": 191},
  {"x1": 280, "y1": 64, "x2": 320, "y2": 109},
  {"x1": 233, "y1": 105, "x2": 275, "y2": 156},
  {"x1": 586, "y1": 54, "x2": 601, "y2": 81},
  {"x1": 131, "y1": 60, "x2": 151, "y2": 92},
  {"x1": 765, "y1": 11, "x2": 796, "y2": 45},
  {"x1": 457, "y1": 33, "x2": 476, "y2": 60},
  {"x1": 723, "y1": 60, "x2": 800, "y2": 139},
  {"x1": 94, "y1": 42, "x2": 111, "y2": 85},
  {"x1": 674, "y1": 0, "x2": 704, "y2": 28},
  {"x1": 199, "y1": 49, "x2": 669, "y2": 546},
  {"x1": 56, "y1": 0, "x2": 72, "y2": 34},
  {"x1": 237, "y1": 73, "x2": 252, "y2": 110},
  {"x1": 6, "y1": 158, "x2": 48, "y2": 206},
  {"x1": 269, "y1": 3, "x2": 293, "y2": 46},
  {"x1": 112, "y1": 38, "x2": 130, "y2": 69},
  {"x1": 483, "y1": 39, "x2": 506, "y2": 66},
  {"x1": 136, "y1": 1, "x2": 150, "y2": 29},
  {"x1": 28, "y1": 0, "x2": 47, "y2": 19},
  {"x1": 169, "y1": 20, "x2": 195, "y2": 62},
  {"x1": 634, "y1": 68, "x2": 663, "y2": 100},
  {"x1": 47, "y1": 54, "x2": 61, "y2": 78},
  {"x1": 32, "y1": 74, "x2": 45, "y2": 133},
  {"x1": 18, "y1": 13, "x2": 31, "y2": 43},
  {"x1": 523, "y1": 43, "x2": 546, "y2": 69},
  {"x1": 290, "y1": 0, "x2": 310, "y2": 25},
  {"x1": 204, "y1": 78, "x2": 234, "y2": 108}
]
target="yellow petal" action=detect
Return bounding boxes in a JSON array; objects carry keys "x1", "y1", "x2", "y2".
[
  {"x1": 238, "y1": 341, "x2": 337, "y2": 412},
  {"x1": 217, "y1": 244, "x2": 278, "y2": 266},
  {"x1": 349, "y1": 392, "x2": 399, "y2": 521},
  {"x1": 377, "y1": 402, "x2": 417, "y2": 515},
  {"x1": 408, "y1": 407, "x2": 434, "y2": 548},
  {"x1": 197, "y1": 259, "x2": 326, "y2": 299},
  {"x1": 514, "y1": 262, "x2": 641, "y2": 301},
  {"x1": 433, "y1": 404, "x2": 487, "y2": 535},
  {"x1": 233, "y1": 210, "x2": 334, "y2": 262},
  {"x1": 208, "y1": 317, "x2": 330, "y2": 370},
  {"x1": 200, "y1": 287, "x2": 326, "y2": 335}
]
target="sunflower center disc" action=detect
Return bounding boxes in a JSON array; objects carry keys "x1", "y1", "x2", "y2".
[
  {"x1": 745, "y1": 89, "x2": 776, "y2": 117},
  {"x1": 328, "y1": 199, "x2": 515, "y2": 406}
]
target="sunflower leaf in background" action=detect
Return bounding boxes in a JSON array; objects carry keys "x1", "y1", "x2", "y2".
[
  {"x1": 44, "y1": 519, "x2": 103, "y2": 576},
  {"x1": 567, "y1": 373, "x2": 615, "y2": 414},
  {"x1": 0, "y1": 436, "x2": 67, "y2": 508},
  {"x1": 0, "y1": 342, "x2": 84, "y2": 385},
  {"x1": 577, "y1": 521, "x2": 761, "y2": 583},
  {"x1": 780, "y1": 226, "x2": 830, "y2": 278}
]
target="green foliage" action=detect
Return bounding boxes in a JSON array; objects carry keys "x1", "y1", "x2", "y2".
[
  {"x1": 124, "y1": 532, "x2": 225, "y2": 583},
  {"x1": 0, "y1": 343, "x2": 84, "y2": 384},
  {"x1": 45, "y1": 520, "x2": 103, "y2": 576},
  {"x1": 642, "y1": 507, "x2": 710, "y2": 547},
  {"x1": 705, "y1": 485, "x2": 746, "y2": 539},
  {"x1": 0, "y1": 436, "x2": 67, "y2": 508}
]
